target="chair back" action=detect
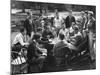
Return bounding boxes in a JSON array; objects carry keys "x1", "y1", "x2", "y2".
[{"x1": 54, "y1": 46, "x2": 71, "y2": 58}]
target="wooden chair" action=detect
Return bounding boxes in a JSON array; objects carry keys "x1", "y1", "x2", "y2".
[
  {"x1": 53, "y1": 46, "x2": 71, "y2": 67},
  {"x1": 11, "y1": 47, "x2": 28, "y2": 74}
]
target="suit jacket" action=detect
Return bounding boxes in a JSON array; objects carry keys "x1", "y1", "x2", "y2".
[
  {"x1": 65, "y1": 16, "x2": 75, "y2": 28},
  {"x1": 42, "y1": 30, "x2": 53, "y2": 39},
  {"x1": 53, "y1": 40, "x2": 68, "y2": 57},
  {"x1": 24, "y1": 19, "x2": 34, "y2": 36},
  {"x1": 87, "y1": 17, "x2": 95, "y2": 32}
]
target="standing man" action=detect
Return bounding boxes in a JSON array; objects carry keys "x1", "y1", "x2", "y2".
[
  {"x1": 80, "y1": 11, "x2": 86, "y2": 30},
  {"x1": 53, "y1": 12, "x2": 63, "y2": 36},
  {"x1": 65, "y1": 10, "x2": 76, "y2": 28},
  {"x1": 83, "y1": 11, "x2": 89, "y2": 30},
  {"x1": 24, "y1": 12, "x2": 35, "y2": 39},
  {"x1": 87, "y1": 11, "x2": 96, "y2": 62}
]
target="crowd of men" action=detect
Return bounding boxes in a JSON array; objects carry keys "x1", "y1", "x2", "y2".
[{"x1": 11, "y1": 9, "x2": 96, "y2": 73}]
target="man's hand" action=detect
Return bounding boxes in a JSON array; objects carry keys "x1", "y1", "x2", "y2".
[
  {"x1": 31, "y1": 31, "x2": 34, "y2": 39},
  {"x1": 28, "y1": 39, "x2": 33, "y2": 44},
  {"x1": 65, "y1": 54, "x2": 68, "y2": 58},
  {"x1": 24, "y1": 43, "x2": 29, "y2": 47}
]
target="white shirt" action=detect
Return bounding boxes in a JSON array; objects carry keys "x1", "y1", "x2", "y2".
[
  {"x1": 74, "y1": 32, "x2": 82, "y2": 37},
  {"x1": 54, "y1": 17, "x2": 63, "y2": 28},
  {"x1": 69, "y1": 31, "x2": 82, "y2": 45},
  {"x1": 59, "y1": 28, "x2": 69, "y2": 36},
  {"x1": 69, "y1": 26, "x2": 74, "y2": 33},
  {"x1": 12, "y1": 33, "x2": 29, "y2": 46}
]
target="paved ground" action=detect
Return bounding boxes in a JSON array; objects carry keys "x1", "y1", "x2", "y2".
[
  {"x1": 32, "y1": 54, "x2": 96, "y2": 73},
  {"x1": 11, "y1": 55, "x2": 96, "y2": 74}
]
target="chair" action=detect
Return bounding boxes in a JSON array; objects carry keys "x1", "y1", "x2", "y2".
[
  {"x1": 11, "y1": 47, "x2": 28, "y2": 74},
  {"x1": 70, "y1": 35, "x2": 90, "y2": 64},
  {"x1": 77, "y1": 35, "x2": 89, "y2": 56},
  {"x1": 53, "y1": 46, "x2": 71, "y2": 67}
]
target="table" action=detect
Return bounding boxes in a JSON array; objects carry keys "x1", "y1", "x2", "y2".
[{"x1": 49, "y1": 37, "x2": 77, "y2": 50}]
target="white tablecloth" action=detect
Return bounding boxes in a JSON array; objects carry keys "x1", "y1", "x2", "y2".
[{"x1": 49, "y1": 37, "x2": 77, "y2": 50}]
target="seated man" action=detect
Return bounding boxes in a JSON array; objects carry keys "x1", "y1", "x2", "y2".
[
  {"x1": 52, "y1": 33, "x2": 69, "y2": 66},
  {"x1": 36, "y1": 27, "x2": 43, "y2": 36},
  {"x1": 68, "y1": 24, "x2": 75, "y2": 38},
  {"x1": 53, "y1": 33, "x2": 69, "y2": 55},
  {"x1": 12, "y1": 28, "x2": 29, "y2": 59},
  {"x1": 36, "y1": 41, "x2": 47, "y2": 57},
  {"x1": 69, "y1": 26, "x2": 82, "y2": 46},
  {"x1": 59, "y1": 23, "x2": 69, "y2": 40},
  {"x1": 42, "y1": 24, "x2": 54, "y2": 39},
  {"x1": 27, "y1": 33, "x2": 47, "y2": 72},
  {"x1": 35, "y1": 37, "x2": 47, "y2": 72}
]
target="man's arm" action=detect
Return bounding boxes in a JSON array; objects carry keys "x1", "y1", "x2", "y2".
[
  {"x1": 23, "y1": 19, "x2": 28, "y2": 30},
  {"x1": 65, "y1": 17, "x2": 69, "y2": 28},
  {"x1": 83, "y1": 17, "x2": 88, "y2": 29},
  {"x1": 65, "y1": 17, "x2": 67, "y2": 24},
  {"x1": 31, "y1": 31, "x2": 34, "y2": 39},
  {"x1": 52, "y1": 44, "x2": 57, "y2": 56},
  {"x1": 18, "y1": 36, "x2": 29, "y2": 46},
  {"x1": 72, "y1": 16, "x2": 76, "y2": 23},
  {"x1": 53, "y1": 19, "x2": 55, "y2": 27}
]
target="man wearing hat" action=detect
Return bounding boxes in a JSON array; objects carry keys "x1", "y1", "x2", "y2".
[{"x1": 87, "y1": 11, "x2": 96, "y2": 62}]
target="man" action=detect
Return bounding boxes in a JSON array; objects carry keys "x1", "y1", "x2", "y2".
[
  {"x1": 83, "y1": 11, "x2": 89, "y2": 30},
  {"x1": 27, "y1": 33, "x2": 47, "y2": 72},
  {"x1": 52, "y1": 33, "x2": 69, "y2": 67},
  {"x1": 59, "y1": 23, "x2": 69, "y2": 40},
  {"x1": 68, "y1": 24, "x2": 76, "y2": 38},
  {"x1": 69, "y1": 26, "x2": 82, "y2": 46},
  {"x1": 12, "y1": 28, "x2": 29, "y2": 50},
  {"x1": 53, "y1": 12, "x2": 63, "y2": 35},
  {"x1": 87, "y1": 11, "x2": 95, "y2": 31},
  {"x1": 42, "y1": 24, "x2": 54, "y2": 39},
  {"x1": 12, "y1": 28, "x2": 29, "y2": 59},
  {"x1": 87, "y1": 11, "x2": 96, "y2": 62},
  {"x1": 24, "y1": 12, "x2": 35, "y2": 39},
  {"x1": 65, "y1": 10, "x2": 76, "y2": 28},
  {"x1": 53, "y1": 33, "x2": 68, "y2": 56},
  {"x1": 79, "y1": 11, "x2": 86, "y2": 30}
]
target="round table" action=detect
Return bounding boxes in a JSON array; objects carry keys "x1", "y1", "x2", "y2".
[{"x1": 49, "y1": 37, "x2": 77, "y2": 50}]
